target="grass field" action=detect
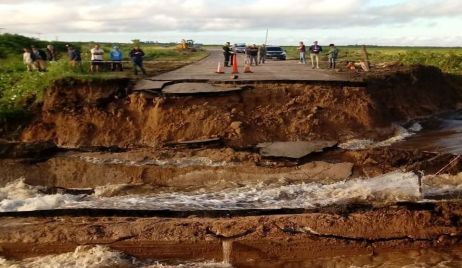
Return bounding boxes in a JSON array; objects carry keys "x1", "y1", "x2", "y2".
[
  {"x1": 0, "y1": 34, "x2": 208, "y2": 127},
  {"x1": 284, "y1": 45, "x2": 462, "y2": 72},
  {"x1": 1, "y1": 33, "x2": 462, "y2": 132}
]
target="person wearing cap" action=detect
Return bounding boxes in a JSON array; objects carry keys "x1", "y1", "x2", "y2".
[
  {"x1": 309, "y1": 41, "x2": 323, "y2": 69},
  {"x1": 110, "y1": 46, "x2": 123, "y2": 71}
]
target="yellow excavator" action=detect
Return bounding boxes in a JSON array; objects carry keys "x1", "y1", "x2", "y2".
[{"x1": 177, "y1": 39, "x2": 196, "y2": 51}]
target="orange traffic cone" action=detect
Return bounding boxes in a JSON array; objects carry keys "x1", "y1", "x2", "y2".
[
  {"x1": 243, "y1": 60, "x2": 253, "y2": 73},
  {"x1": 216, "y1": 62, "x2": 224, "y2": 74},
  {"x1": 231, "y1": 54, "x2": 239, "y2": 74}
]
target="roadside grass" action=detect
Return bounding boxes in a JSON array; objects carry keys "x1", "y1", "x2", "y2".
[
  {"x1": 284, "y1": 46, "x2": 462, "y2": 73},
  {"x1": 0, "y1": 34, "x2": 208, "y2": 133}
]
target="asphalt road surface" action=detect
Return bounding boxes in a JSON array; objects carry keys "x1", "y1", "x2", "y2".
[{"x1": 152, "y1": 49, "x2": 356, "y2": 82}]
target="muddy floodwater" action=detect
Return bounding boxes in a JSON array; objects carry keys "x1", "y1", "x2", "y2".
[
  {"x1": 2, "y1": 245, "x2": 462, "y2": 267},
  {"x1": 1, "y1": 65, "x2": 462, "y2": 267}
]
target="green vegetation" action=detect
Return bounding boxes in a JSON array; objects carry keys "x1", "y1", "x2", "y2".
[
  {"x1": 284, "y1": 45, "x2": 462, "y2": 73},
  {"x1": 0, "y1": 33, "x2": 208, "y2": 127},
  {"x1": 1, "y1": 32, "x2": 462, "y2": 135}
]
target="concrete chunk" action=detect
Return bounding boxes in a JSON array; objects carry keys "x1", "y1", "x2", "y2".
[{"x1": 257, "y1": 141, "x2": 337, "y2": 159}]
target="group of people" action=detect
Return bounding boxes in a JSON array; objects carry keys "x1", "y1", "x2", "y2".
[
  {"x1": 71, "y1": 43, "x2": 147, "y2": 75},
  {"x1": 222, "y1": 40, "x2": 339, "y2": 69},
  {"x1": 297, "y1": 41, "x2": 338, "y2": 69},
  {"x1": 22, "y1": 45, "x2": 57, "y2": 72},
  {"x1": 222, "y1": 43, "x2": 266, "y2": 67},
  {"x1": 22, "y1": 43, "x2": 148, "y2": 75}
]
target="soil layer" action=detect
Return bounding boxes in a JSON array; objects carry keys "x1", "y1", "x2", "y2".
[
  {"x1": 1, "y1": 202, "x2": 462, "y2": 265},
  {"x1": 2, "y1": 66, "x2": 462, "y2": 265},
  {"x1": 20, "y1": 66, "x2": 462, "y2": 149}
]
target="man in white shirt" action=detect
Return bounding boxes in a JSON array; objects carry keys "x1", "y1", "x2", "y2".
[
  {"x1": 90, "y1": 43, "x2": 104, "y2": 72},
  {"x1": 23, "y1": 48, "x2": 34, "y2": 71}
]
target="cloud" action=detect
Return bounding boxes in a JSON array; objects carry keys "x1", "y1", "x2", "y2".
[{"x1": 1, "y1": 0, "x2": 461, "y2": 45}]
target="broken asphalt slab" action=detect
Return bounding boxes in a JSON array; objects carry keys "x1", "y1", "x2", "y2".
[
  {"x1": 162, "y1": 82, "x2": 244, "y2": 95},
  {"x1": 257, "y1": 141, "x2": 338, "y2": 159},
  {"x1": 133, "y1": 80, "x2": 170, "y2": 92}
]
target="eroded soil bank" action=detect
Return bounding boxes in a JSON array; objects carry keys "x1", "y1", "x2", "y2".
[
  {"x1": 2, "y1": 66, "x2": 462, "y2": 266},
  {"x1": 1, "y1": 202, "x2": 462, "y2": 265},
  {"x1": 20, "y1": 66, "x2": 462, "y2": 149},
  {"x1": 1, "y1": 145, "x2": 461, "y2": 190}
]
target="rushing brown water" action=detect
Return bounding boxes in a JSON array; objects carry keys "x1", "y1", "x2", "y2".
[
  {"x1": 2, "y1": 245, "x2": 462, "y2": 267},
  {"x1": 235, "y1": 247, "x2": 462, "y2": 267},
  {"x1": 394, "y1": 111, "x2": 462, "y2": 154}
]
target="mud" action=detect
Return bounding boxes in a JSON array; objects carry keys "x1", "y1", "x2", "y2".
[
  {"x1": 1, "y1": 202, "x2": 462, "y2": 263},
  {"x1": 1, "y1": 65, "x2": 462, "y2": 265},
  {"x1": 20, "y1": 66, "x2": 462, "y2": 149}
]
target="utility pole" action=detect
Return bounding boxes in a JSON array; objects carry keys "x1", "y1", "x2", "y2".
[{"x1": 264, "y1": 28, "x2": 269, "y2": 45}]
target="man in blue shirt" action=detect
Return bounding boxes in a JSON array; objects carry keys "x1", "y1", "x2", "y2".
[{"x1": 110, "y1": 46, "x2": 123, "y2": 71}]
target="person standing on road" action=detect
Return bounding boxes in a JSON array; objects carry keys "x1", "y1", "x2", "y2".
[
  {"x1": 327, "y1": 44, "x2": 339, "y2": 69},
  {"x1": 230, "y1": 43, "x2": 237, "y2": 66},
  {"x1": 249, "y1": 44, "x2": 259, "y2": 66},
  {"x1": 90, "y1": 43, "x2": 104, "y2": 72},
  {"x1": 223, "y1": 42, "x2": 232, "y2": 67},
  {"x1": 110, "y1": 46, "x2": 123, "y2": 71},
  {"x1": 297, "y1": 41, "x2": 306, "y2": 64},
  {"x1": 22, "y1": 48, "x2": 34, "y2": 71},
  {"x1": 309, "y1": 41, "x2": 322, "y2": 69},
  {"x1": 129, "y1": 46, "x2": 147, "y2": 75},
  {"x1": 259, "y1": 44, "x2": 267, "y2": 64}
]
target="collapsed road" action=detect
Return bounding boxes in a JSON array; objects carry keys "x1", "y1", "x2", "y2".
[{"x1": 1, "y1": 50, "x2": 462, "y2": 267}]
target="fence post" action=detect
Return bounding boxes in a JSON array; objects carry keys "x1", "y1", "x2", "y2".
[{"x1": 361, "y1": 45, "x2": 370, "y2": 72}]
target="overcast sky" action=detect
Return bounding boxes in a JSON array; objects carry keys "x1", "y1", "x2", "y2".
[{"x1": 1, "y1": 0, "x2": 461, "y2": 46}]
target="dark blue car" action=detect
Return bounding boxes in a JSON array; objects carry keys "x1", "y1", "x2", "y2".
[{"x1": 265, "y1": 46, "x2": 286, "y2": 60}]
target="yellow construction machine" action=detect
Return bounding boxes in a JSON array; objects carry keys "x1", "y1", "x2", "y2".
[{"x1": 177, "y1": 39, "x2": 196, "y2": 51}]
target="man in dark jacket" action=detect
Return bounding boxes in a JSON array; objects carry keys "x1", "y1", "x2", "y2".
[
  {"x1": 248, "y1": 44, "x2": 259, "y2": 66},
  {"x1": 67, "y1": 45, "x2": 82, "y2": 69},
  {"x1": 46, "y1": 45, "x2": 58, "y2": 61},
  {"x1": 309, "y1": 41, "x2": 323, "y2": 69},
  {"x1": 223, "y1": 42, "x2": 232, "y2": 67},
  {"x1": 129, "y1": 46, "x2": 147, "y2": 75},
  {"x1": 31, "y1": 46, "x2": 47, "y2": 71}
]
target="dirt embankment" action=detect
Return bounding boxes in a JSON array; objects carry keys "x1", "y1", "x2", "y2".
[
  {"x1": 19, "y1": 66, "x2": 462, "y2": 149},
  {"x1": 1, "y1": 202, "x2": 462, "y2": 262},
  {"x1": 2, "y1": 66, "x2": 462, "y2": 265},
  {"x1": 1, "y1": 145, "x2": 461, "y2": 189}
]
